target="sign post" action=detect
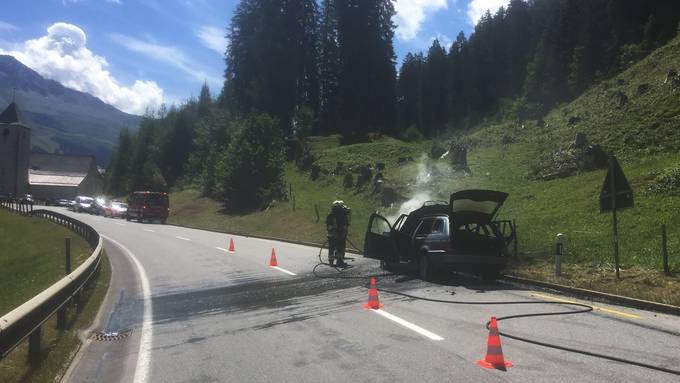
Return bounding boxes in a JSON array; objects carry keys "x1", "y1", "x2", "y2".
[
  {"x1": 599, "y1": 155, "x2": 633, "y2": 280},
  {"x1": 608, "y1": 160, "x2": 621, "y2": 279}
]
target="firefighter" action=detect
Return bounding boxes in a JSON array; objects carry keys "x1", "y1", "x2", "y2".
[{"x1": 326, "y1": 200, "x2": 351, "y2": 267}]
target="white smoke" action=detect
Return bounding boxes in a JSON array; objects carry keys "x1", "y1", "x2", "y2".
[{"x1": 385, "y1": 155, "x2": 449, "y2": 224}]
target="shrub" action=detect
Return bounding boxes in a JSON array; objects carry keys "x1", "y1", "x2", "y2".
[
  {"x1": 646, "y1": 165, "x2": 680, "y2": 195},
  {"x1": 218, "y1": 113, "x2": 285, "y2": 211},
  {"x1": 429, "y1": 141, "x2": 447, "y2": 159},
  {"x1": 403, "y1": 125, "x2": 423, "y2": 142}
]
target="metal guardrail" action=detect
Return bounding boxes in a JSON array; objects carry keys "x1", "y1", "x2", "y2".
[
  {"x1": 0, "y1": 197, "x2": 33, "y2": 215},
  {"x1": 0, "y1": 209, "x2": 103, "y2": 361}
]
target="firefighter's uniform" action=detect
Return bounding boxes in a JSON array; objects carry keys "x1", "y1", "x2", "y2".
[{"x1": 326, "y1": 200, "x2": 350, "y2": 267}]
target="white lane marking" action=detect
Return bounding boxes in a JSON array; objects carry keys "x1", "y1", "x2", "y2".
[
  {"x1": 143, "y1": 229, "x2": 155, "y2": 233},
  {"x1": 216, "y1": 247, "x2": 229, "y2": 252},
  {"x1": 270, "y1": 266, "x2": 296, "y2": 276},
  {"x1": 102, "y1": 235, "x2": 152, "y2": 383},
  {"x1": 175, "y1": 236, "x2": 190, "y2": 241},
  {"x1": 370, "y1": 309, "x2": 444, "y2": 341},
  {"x1": 114, "y1": 222, "x2": 126, "y2": 226}
]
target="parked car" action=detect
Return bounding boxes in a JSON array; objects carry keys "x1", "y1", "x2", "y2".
[
  {"x1": 92, "y1": 196, "x2": 109, "y2": 215},
  {"x1": 56, "y1": 198, "x2": 73, "y2": 207},
  {"x1": 20, "y1": 194, "x2": 34, "y2": 205},
  {"x1": 105, "y1": 201, "x2": 128, "y2": 218},
  {"x1": 71, "y1": 195, "x2": 94, "y2": 213},
  {"x1": 364, "y1": 189, "x2": 514, "y2": 281},
  {"x1": 126, "y1": 191, "x2": 169, "y2": 224}
]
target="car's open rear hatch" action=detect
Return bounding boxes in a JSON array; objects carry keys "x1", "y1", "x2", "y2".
[{"x1": 449, "y1": 189, "x2": 508, "y2": 223}]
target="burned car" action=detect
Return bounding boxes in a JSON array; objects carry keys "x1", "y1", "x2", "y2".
[{"x1": 364, "y1": 189, "x2": 515, "y2": 281}]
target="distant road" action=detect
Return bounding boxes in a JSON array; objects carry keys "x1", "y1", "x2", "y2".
[{"x1": 43, "y1": 207, "x2": 679, "y2": 383}]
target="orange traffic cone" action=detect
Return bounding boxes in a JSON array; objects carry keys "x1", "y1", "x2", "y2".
[
  {"x1": 269, "y1": 248, "x2": 278, "y2": 266},
  {"x1": 477, "y1": 317, "x2": 513, "y2": 370},
  {"x1": 363, "y1": 277, "x2": 384, "y2": 310},
  {"x1": 228, "y1": 238, "x2": 235, "y2": 253}
]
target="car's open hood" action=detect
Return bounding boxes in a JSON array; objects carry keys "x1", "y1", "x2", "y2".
[{"x1": 449, "y1": 189, "x2": 508, "y2": 223}]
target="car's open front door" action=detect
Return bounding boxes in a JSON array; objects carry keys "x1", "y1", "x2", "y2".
[{"x1": 364, "y1": 213, "x2": 398, "y2": 262}]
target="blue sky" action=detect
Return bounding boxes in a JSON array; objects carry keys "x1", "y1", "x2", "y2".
[{"x1": 0, "y1": 0, "x2": 509, "y2": 115}]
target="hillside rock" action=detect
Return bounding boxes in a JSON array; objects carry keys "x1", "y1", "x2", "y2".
[
  {"x1": 664, "y1": 69, "x2": 680, "y2": 91},
  {"x1": 611, "y1": 91, "x2": 628, "y2": 108},
  {"x1": 530, "y1": 134, "x2": 607, "y2": 181},
  {"x1": 635, "y1": 83, "x2": 651, "y2": 96}
]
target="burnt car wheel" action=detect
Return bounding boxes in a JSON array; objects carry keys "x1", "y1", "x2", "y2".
[
  {"x1": 481, "y1": 270, "x2": 500, "y2": 282},
  {"x1": 418, "y1": 253, "x2": 433, "y2": 281},
  {"x1": 380, "y1": 260, "x2": 395, "y2": 271}
]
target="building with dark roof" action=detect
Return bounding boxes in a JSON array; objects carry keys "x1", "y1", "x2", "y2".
[{"x1": 0, "y1": 101, "x2": 30, "y2": 196}]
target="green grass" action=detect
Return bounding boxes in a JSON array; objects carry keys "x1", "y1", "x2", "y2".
[
  {"x1": 168, "y1": 35, "x2": 680, "y2": 305},
  {"x1": 0, "y1": 210, "x2": 92, "y2": 316},
  {"x1": 0, "y1": 253, "x2": 111, "y2": 383}
]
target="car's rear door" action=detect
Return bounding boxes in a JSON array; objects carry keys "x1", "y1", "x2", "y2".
[{"x1": 364, "y1": 213, "x2": 399, "y2": 262}]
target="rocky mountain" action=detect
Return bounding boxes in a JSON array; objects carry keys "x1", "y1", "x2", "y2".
[{"x1": 0, "y1": 55, "x2": 140, "y2": 167}]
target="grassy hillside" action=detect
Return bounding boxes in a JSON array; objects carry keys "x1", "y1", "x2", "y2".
[
  {"x1": 169, "y1": 35, "x2": 680, "y2": 305},
  {"x1": 0, "y1": 210, "x2": 91, "y2": 316}
]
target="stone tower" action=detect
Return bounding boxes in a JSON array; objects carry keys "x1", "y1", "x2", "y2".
[{"x1": 0, "y1": 101, "x2": 30, "y2": 196}]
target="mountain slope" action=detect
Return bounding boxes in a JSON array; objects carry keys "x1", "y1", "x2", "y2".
[
  {"x1": 163, "y1": 34, "x2": 680, "y2": 305},
  {"x1": 0, "y1": 55, "x2": 140, "y2": 166}
]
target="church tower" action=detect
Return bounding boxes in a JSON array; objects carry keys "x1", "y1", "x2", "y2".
[{"x1": 0, "y1": 101, "x2": 31, "y2": 196}]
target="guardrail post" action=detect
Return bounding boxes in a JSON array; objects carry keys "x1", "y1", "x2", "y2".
[
  {"x1": 65, "y1": 237, "x2": 71, "y2": 274},
  {"x1": 662, "y1": 224, "x2": 670, "y2": 276},
  {"x1": 57, "y1": 237, "x2": 71, "y2": 330},
  {"x1": 28, "y1": 327, "x2": 41, "y2": 363}
]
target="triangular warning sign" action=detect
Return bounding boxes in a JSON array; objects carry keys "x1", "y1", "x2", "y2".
[{"x1": 600, "y1": 156, "x2": 633, "y2": 212}]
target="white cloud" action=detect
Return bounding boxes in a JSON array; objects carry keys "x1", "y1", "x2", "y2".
[
  {"x1": 196, "y1": 25, "x2": 228, "y2": 55},
  {"x1": 394, "y1": 0, "x2": 449, "y2": 41},
  {"x1": 0, "y1": 21, "x2": 18, "y2": 31},
  {"x1": 0, "y1": 22, "x2": 163, "y2": 115},
  {"x1": 110, "y1": 33, "x2": 221, "y2": 86},
  {"x1": 467, "y1": 0, "x2": 510, "y2": 25}
]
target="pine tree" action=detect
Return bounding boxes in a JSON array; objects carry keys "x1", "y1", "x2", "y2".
[
  {"x1": 198, "y1": 81, "x2": 213, "y2": 118},
  {"x1": 226, "y1": 0, "x2": 319, "y2": 135},
  {"x1": 335, "y1": 0, "x2": 396, "y2": 139},
  {"x1": 398, "y1": 53, "x2": 424, "y2": 133},
  {"x1": 423, "y1": 39, "x2": 448, "y2": 137},
  {"x1": 105, "y1": 127, "x2": 133, "y2": 196},
  {"x1": 319, "y1": 0, "x2": 341, "y2": 134}
]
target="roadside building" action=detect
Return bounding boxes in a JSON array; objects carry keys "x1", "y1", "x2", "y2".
[
  {"x1": 0, "y1": 101, "x2": 30, "y2": 196},
  {"x1": 29, "y1": 153, "x2": 100, "y2": 201},
  {"x1": 0, "y1": 100, "x2": 101, "y2": 201}
]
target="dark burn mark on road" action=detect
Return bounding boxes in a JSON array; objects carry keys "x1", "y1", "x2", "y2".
[{"x1": 151, "y1": 270, "x2": 368, "y2": 325}]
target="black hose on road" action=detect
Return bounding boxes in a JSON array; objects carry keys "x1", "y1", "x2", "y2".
[{"x1": 311, "y1": 239, "x2": 680, "y2": 376}]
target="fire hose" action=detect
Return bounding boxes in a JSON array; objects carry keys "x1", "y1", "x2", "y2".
[{"x1": 312, "y1": 239, "x2": 680, "y2": 376}]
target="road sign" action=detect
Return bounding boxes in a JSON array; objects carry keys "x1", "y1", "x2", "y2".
[
  {"x1": 600, "y1": 156, "x2": 633, "y2": 212},
  {"x1": 599, "y1": 155, "x2": 633, "y2": 279}
]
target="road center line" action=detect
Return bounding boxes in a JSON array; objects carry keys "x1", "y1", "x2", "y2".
[
  {"x1": 102, "y1": 235, "x2": 152, "y2": 383},
  {"x1": 175, "y1": 236, "x2": 190, "y2": 241},
  {"x1": 216, "y1": 247, "x2": 229, "y2": 252},
  {"x1": 114, "y1": 222, "x2": 126, "y2": 226},
  {"x1": 270, "y1": 265, "x2": 297, "y2": 276},
  {"x1": 531, "y1": 293, "x2": 641, "y2": 319},
  {"x1": 143, "y1": 229, "x2": 155, "y2": 233},
  {"x1": 370, "y1": 309, "x2": 444, "y2": 341}
]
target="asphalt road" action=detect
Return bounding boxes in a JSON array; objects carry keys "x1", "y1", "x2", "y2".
[{"x1": 43, "y1": 207, "x2": 680, "y2": 383}]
